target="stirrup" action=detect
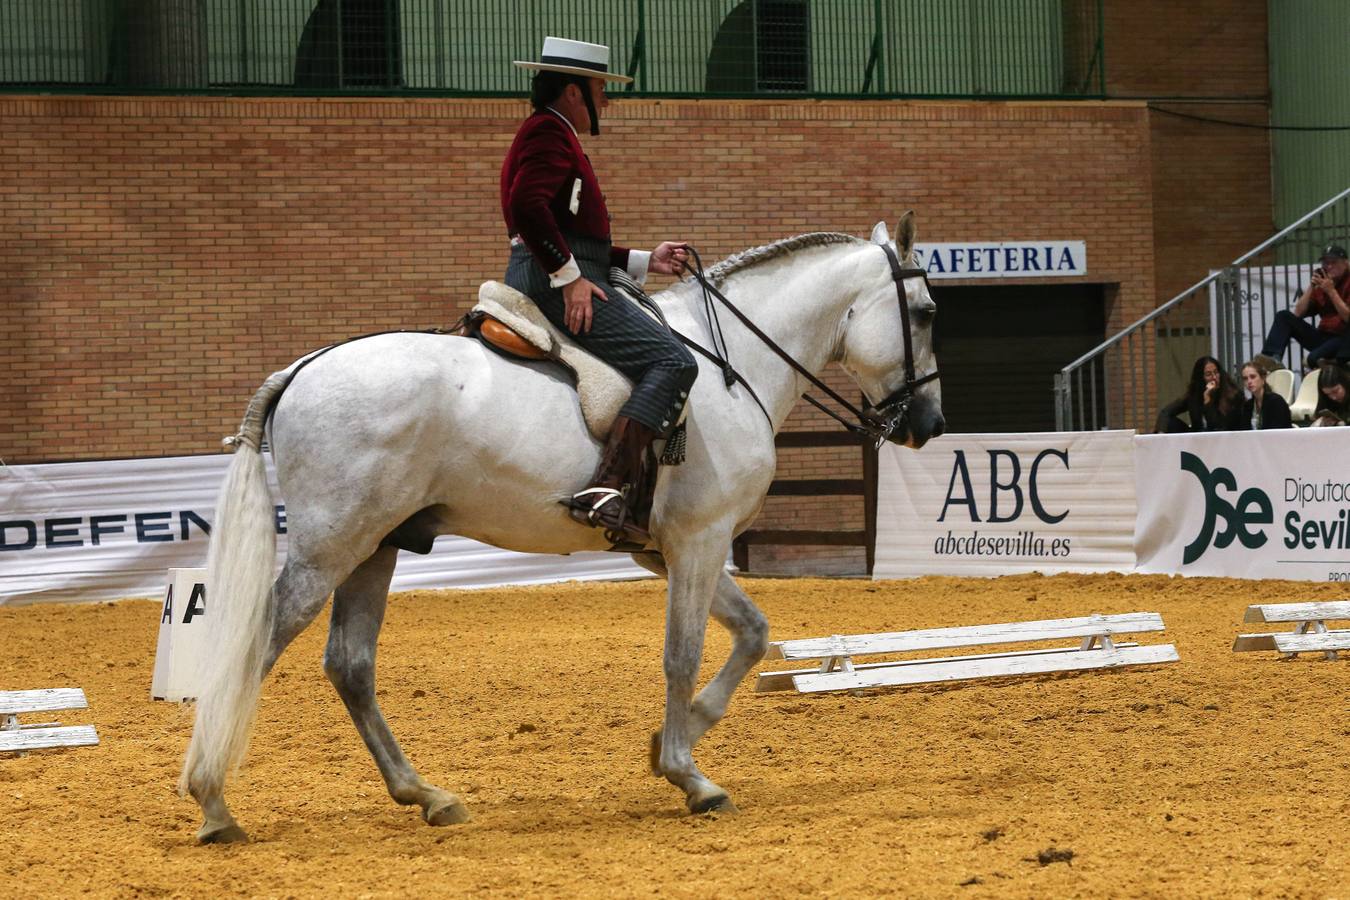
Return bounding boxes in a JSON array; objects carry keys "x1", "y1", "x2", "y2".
[
  {"x1": 564, "y1": 487, "x2": 651, "y2": 544},
  {"x1": 569, "y1": 487, "x2": 625, "y2": 526}
]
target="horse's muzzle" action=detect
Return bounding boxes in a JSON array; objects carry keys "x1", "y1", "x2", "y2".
[
  {"x1": 868, "y1": 391, "x2": 944, "y2": 450},
  {"x1": 905, "y1": 397, "x2": 945, "y2": 448}
]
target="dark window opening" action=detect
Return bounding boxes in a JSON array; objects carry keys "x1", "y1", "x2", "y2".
[
  {"x1": 932, "y1": 283, "x2": 1106, "y2": 433},
  {"x1": 707, "y1": 0, "x2": 809, "y2": 94},
  {"x1": 295, "y1": 0, "x2": 402, "y2": 90}
]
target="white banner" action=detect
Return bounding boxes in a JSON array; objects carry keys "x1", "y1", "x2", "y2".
[
  {"x1": 913, "y1": 241, "x2": 1087, "y2": 279},
  {"x1": 1135, "y1": 429, "x2": 1350, "y2": 582},
  {"x1": 874, "y1": 431, "x2": 1136, "y2": 578},
  {"x1": 0, "y1": 454, "x2": 645, "y2": 606}
]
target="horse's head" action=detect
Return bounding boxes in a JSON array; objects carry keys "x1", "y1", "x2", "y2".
[{"x1": 838, "y1": 212, "x2": 944, "y2": 449}]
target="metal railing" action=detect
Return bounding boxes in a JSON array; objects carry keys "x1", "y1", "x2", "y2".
[
  {"x1": 1055, "y1": 187, "x2": 1350, "y2": 432},
  {"x1": 0, "y1": 0, "x2": 1105, "y2": 99}
]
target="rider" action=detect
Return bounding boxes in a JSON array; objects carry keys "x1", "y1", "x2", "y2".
[{"x1": 502, "y1": 37, "x2": 697, "y2": 544}]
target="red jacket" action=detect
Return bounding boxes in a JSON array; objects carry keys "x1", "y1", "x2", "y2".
[
  {"x1": 1309, "y1": 271, "x2": 1350, "y2": 334},
  {"x1": 500, "y1": 109, "x2": 631, "y2": 275}
]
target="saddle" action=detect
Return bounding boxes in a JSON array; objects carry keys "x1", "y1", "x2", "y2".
[
  {"x1": 455, "y1": 277, "x2": 688, "y2": 444},
  {"x1": 455, "y1": 282, "x2": 632, "y2": 441}
]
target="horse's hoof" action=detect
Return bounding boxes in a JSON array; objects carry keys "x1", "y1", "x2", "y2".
[
  {"x1": 197, "y1": 821, "x2": 249, "y2": 844},
  {"x1": 689, "y1": 794, "x2": 738, "y2": 816},
  {"x1": 423, "y1": 797, "x2": 471, "y2": 826},
  {"x1": 648, "y1": 730, "x2": 663, "y2": 776}
]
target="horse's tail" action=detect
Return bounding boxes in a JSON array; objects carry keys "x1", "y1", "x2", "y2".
[{"x1": 179, "y1": 371, "x2": 291, "y2": 800}]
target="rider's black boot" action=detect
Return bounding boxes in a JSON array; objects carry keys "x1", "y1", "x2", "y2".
[{"x1": 565, "y1": 415, "x2": 659, "y2": 545}]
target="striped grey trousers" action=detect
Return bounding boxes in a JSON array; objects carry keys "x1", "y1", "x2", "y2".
[{"x1": 505, "y1": 234, "x2": 697, "y2": 436}]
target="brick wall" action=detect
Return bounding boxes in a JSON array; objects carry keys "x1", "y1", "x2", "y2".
[
  {"x1": 0, "y1": 1, "x2": 1287, "y2": 576},
  {"x1": 1106, "y1": 0, "x2": 1274, "y2": 305},
  {"x1": 2, "y1": 95, "x2": 1160, "y2": 572},
  {"x1": 1105, "y1": 0, "x2": 1268, "y2": 99},
  {"x1": 1147, "y1": 104, "x2": 1273, "y2": 306},
  {"x1": 2, "y1": 95, "x2": 1158, "y2": 468}
]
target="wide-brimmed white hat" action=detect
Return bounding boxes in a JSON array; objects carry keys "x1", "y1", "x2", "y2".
[{"x1": 514, "y1": 36, "x2": 633, "y2": 84}]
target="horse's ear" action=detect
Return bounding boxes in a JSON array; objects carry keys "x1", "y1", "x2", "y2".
[
  {"x1": 896, "y1": 210, "x2": 917, "y2": 259},
  {"x1": 869, "y1": 221, "x2": 889, "y2": 245}
]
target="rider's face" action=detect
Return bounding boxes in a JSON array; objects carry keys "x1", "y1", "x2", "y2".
[{"x1": 569, "y1": 78, "x2": 608, "y2": 133}]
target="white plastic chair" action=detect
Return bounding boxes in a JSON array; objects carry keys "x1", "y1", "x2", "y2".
[
  {"x1": 1265, "y1": 368, "x2": 1296, "y2": 405},
  {"x1": 1289, "y1": 371, "x2": 1323, "y2": 424}
]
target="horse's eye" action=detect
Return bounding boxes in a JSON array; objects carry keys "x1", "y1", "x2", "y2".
[{"x1": 913, "y1": 304, "x2": 936, "y2": 326}]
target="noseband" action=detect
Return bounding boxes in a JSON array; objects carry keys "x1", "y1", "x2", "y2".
[{"x1": 680, "y1": 242, "x2": 939, "y2": 448}]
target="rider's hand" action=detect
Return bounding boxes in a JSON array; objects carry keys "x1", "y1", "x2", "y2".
[
  {"x1": 562, "y1": 276, "x2": 607, "y2": 334},
  {"x1": 650, "y1": 241, "x2": 690, "y2": 276}
]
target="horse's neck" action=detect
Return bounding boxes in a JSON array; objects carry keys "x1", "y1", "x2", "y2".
[{"x1": 669, "y1": 249, "x2": 861, "y2": 431}]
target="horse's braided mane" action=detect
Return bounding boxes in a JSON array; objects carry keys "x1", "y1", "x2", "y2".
[{"x1": 705, "y1": 232, "x2": 865, "y2": 285}]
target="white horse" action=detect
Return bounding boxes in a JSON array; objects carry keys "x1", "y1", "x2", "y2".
[{"x1": 179, "y1": 214, "x2": 944, "y2": 843}]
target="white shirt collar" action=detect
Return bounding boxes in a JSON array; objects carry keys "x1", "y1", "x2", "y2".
[{"x1": 545, "y1": 106, "x2": 578, "y2": 137}]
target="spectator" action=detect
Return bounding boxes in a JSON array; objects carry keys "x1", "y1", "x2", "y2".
[
  {"x1": 1311, "y1": 362, "x2": 1350, "y2": 427},
  {"x1": 1241, "y1": 361, "x2": 1293, "y2": 429},
  {"x1": 1254, "y1": 244, "x2": 1350, "y2": 371},
  {"x1": 1154, "y1": 355, "x2": 1243, "y2": 433}
]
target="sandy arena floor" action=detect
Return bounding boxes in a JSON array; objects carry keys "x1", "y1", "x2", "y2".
[{"x1": 3, "y1": 573, "x2": 1348, "y2": 898}]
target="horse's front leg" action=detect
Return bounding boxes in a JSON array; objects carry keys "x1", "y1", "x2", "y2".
[
  {"x1": 644, "y1": 565, "x2": 769, "y2": 778},
  {"x1": 656, "y1": 535, "x2": 741, "y2": 814},
  {"x1": 691, "y1": 569, "x2": 769, "y2": 744}
]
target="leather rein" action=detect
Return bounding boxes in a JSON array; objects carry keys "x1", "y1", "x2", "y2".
[{"x1": 679, "y1": 242, "x2": 939, "y2": 448}]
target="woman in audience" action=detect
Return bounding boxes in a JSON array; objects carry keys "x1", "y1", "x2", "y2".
[
  {"x1": 1241, "y1": 360, "x2": 1293, "y2": 429},
  {"x1": 1311, "y1": 362, "x2": 1350, "y2": 426},
  {"x1": 1154, "y1": 355, "x2": 1243, "y2": 433}
]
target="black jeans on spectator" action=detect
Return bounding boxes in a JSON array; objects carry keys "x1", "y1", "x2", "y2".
[{"x1": 1260, "y1": 310, "x2": 1349, "y2": 367}]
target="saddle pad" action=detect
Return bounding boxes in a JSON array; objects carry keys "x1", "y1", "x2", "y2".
[{"x1": 476, "y1": 281, "x2": 631, "y2": 441}]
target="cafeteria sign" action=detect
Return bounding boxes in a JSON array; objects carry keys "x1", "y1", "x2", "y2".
[{"x1": 913, "y1": 241, "x2": 1087, "y2": 279}]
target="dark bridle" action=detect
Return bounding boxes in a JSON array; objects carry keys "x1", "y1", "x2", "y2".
[
  {"x1": 679, "y1": 242, "x2": 940, "y2": 448},
  {"x1": 865, "y1": 242, "x2": 942, "y2": 445}
]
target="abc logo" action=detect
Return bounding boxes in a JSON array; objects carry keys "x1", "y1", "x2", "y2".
[{"x1": 938, "y1": 448, "x2": 1069, "y2": 524}]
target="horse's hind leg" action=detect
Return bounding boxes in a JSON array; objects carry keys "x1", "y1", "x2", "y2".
[
  {"x1": 193, "y1": 556, "x2": 343, "y2": 844},
  {"x1": 323, "y1": 545, "x2": 470, "y2": 827},
  {"x1": 638, "y1": 556, "x2": 768, "y2": 782}
]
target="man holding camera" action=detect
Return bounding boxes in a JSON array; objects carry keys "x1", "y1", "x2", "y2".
[{"x1": 1255, "y1": 243, "x2": 1350, "y2": 371}]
